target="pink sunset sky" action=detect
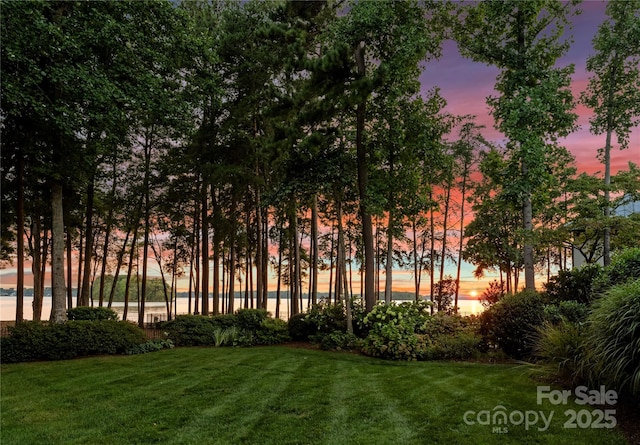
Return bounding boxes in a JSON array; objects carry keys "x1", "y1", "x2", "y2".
[{"x1": 422, "y1": 0, "x2": 639, "y2": 176}]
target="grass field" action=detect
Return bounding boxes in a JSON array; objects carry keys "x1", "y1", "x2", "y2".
[{"x1": 0, "y1": 346, "x2": 628, "y2": 444}]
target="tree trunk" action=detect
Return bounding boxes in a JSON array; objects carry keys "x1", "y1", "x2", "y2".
[
  {"x1": 385, "y1": 209, "x2": 393, "y2": 304},
  {"x1": 455, "y1": 161, "x2": 469, "y2": 312},
  {"x1": 228, "y1": 194, "x2": 237, "y2": 314},
  {"x1": 602, "y1": 63, "x2": 616, "y2": 267},
  {"x1": 522, "y1": 171, "x2": 536, "y2": 291},
  {"x1": 255, "y1": 186, "x2": 263, "y2": 309},
  {"x1": 212, "y1": 189, "x2": 220, "y2": 315},
  {"x1": 291, "y1": 208, "x2": 300, "y2": 316},
  {"x1": 429, "y1": 193, "x2": 436, "y2": 315},
  {"x1": 79, "y1": 176, "x2": 95, "y2": 307},
  {"x1": 66, "y1": 225, "x2": 73, "y2": 310},
  {"x1": 439, "y1": 177, "x2": 452, "y2": 299},
  {"x1": 50, "y1": 182, "x2": 67, "y2": 323},
  {"x1": 16, "y1": 155, "x2": 24, "y2": 323},
  {"x1": 311, "y1": 194, "x2": 318, "y2": 306},
  {"x1": 355, "y1": 42, "x2": 375, "y2": 312},
  {"x1": 139, "y1": 136, "x2": 152, "y2": 328},
  {"x1": 201, "y1": 179, "x2": 209, "y2": 315}
]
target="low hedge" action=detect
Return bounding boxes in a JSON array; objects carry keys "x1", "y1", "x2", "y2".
[
  {"x1": 67, "y1": 306, "x2": 119, "y2": 321},
  {"x1": 0, "y1": 320, "x2": 146, "y2": 363},
  {"x1": 162, "y1": 310, "x2": 290, "y2": 347}
]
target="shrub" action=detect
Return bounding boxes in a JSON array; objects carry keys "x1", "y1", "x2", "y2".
[
  {"x1": 211, "y1": 313, "x2": 238, "y2": 329},
  {"x1": 544, "y1": 301, "x2": 589, "y2": 324},
  {"x1": 421, "y1": 331, "x2": 482, "y2": 361},
  {"x1": 126, "y1": 339, "x2": 175, "y2": 355},
  {"x1": 311, "y1": 331, "x2": 360, "y2": 351},
  {"x1": 288, "y1": 313, "x2": 314, "y2": 341},
  {"x1": 67, "y1": 306, "x2": 119, "y2": 321},
  {"x1": 362, "y1": 300, "x2": 432, "y2": 332},
  {"x1": 534, "y1": 321, "x2": 585, "y2": 385},
  {"x1": 361, "y1": 319, "x2": 424, "y2": 361},
  {"x1": 592, "y1": 247, "x2": 640, "y2": 296},
  {"x1": 235, "y1": 309, "x2": 269, "y2": 332},
  {"x1": 0, "y1": 320, "x2": 146, "y2": 363},
  {"x1": 253, "y1": 317, "x2": 290, "y2": 345},
  {"x1": 305, "y1": 300, "x2": 347, "y2": 335},
  {"x1": 162, "y1": 315, "x2": 218, "y2": 346},
  {"x1": 544, "y1": 264, "x2": 601, "y2": 304},
  {"x1": 581, "y1": 279, "x2": 640, "y2": 397},
  {"x1": 418, "y1": 314, "x2": 482, "y2": 360},
  {"x1": 480, "y1": 290, "x2": 546, "y2": 360}
]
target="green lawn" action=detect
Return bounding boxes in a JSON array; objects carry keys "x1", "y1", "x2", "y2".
[{"x1": 0, "y1": 346, "x2": 628, "y2": 445}]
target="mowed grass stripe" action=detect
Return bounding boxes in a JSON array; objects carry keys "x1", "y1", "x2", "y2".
[{"x1": 1, "y1": 347, "x2": 628, "y2": 445}]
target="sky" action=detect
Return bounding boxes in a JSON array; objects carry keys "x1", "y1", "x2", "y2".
[
  {"x1": 1, "y1": 1, "x2": 639, "y2": 313},
  {"x1": 422, "y1": 0, "x2": 639, "y2": 176}
]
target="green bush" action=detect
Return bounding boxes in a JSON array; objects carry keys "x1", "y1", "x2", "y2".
[
  {"x1": 359, "y1": 301, "x2": 432, "y2": 361},
  {"x1": 305, "y1": 300, "x2": 347, "y2": 335},
  {"x1": 0, "y1": 320, "x2": 146, "y2": 363},
  {"x1": 126, "y1": 339, "x2": 175, "y2": 355},
  {"x1": 288, "y1": 313, "x2": 314, "y2": 341},
  {"x1": 211, "y1": 313, "x2": 238, "y2": 329},
  {"x1": 544, "y1": 264, "x2": 601, "y2": 304},
  {"x1": 421, "y1": 331, "x2": 482, "y2": 361},
  {"x1": 534, "y1": 321, "x2": 585, "y2": 385},
  {"x1": 480, "y1": 290, "x2": 546, "y2": 360},
  {"x1": 543, "y1": 300, "x2": 590, "y2": 324},
  {"x1": 582, "y1": 278, "x2": 640, "y2": 397},
  {"x1": 67, "y1": 306, "x2": 119, "y2": 321},
  {"x1": 311, "y1": 331, "x2": 360, "y2": 351},
  {"x1": 592, "y1": 247, "x2": 640, "y2": 295},
  {"x1": 162, "y1": 315, "x2": 218, "y2": 346},
  {"x1": 361, "y1": 318, "x2": 424, "y2": 361},
  {"x1": 235, "y1": 308, "x2": 269, "y2": 331},
  {"x1": 253, "y1": 317, "x2": 290, "y2": 345}
]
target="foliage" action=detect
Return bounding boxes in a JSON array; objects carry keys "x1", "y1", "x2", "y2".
[
  {"x1": 433, "y1": 277, "x2": 456, "y2": 313},
  {"x1": 213, "y1": 327, "x2": 240, "y2": 347},
  {"x1": 235, "y1": 308, "x2": 269, "y2": 332},
  {"x1": 67, "y1": 306, "x2": 119, "y2": 321},
  {"x1": 362, "y1": 300, "x2": 432, "y2": 331},
  {"x1": 361, "y1": 317, "x2": 424, "y2": 361},
  {"x1": 304, "y1": 300, "x2": 347, "y2": 335},
  {"x1": 543, "y1": 301, "x2": 590, "y2": 325},
  {"x1": 310, "y1": 331, "x2": 360, "y2": 351},
  {"x1": 544, "y1": 264, "x2": 602, "y2": 304},
  {"x1": 592, "y1": 247, "x2": 640, "y2": 295},
  {"x1": 161, "y1": 315, "x2": 219, "y2": 347},
  {"x1": 251, "y1": 318, "x2": 291, "y2": 346},
  {"x1": 126, "y1": 339, "x2": 175, "y2": 355},
  {"x1": 479, "y1": 290, "x2": 546, "y2": 359},
  {"x1": 288, "y1": 313, "x2": 315, "y2": 341},
  {"x1": 480, "y1": 280, "x2": 505, "y2": 307},
  {"x1": 581, "y1": 278, "x2": 640, "y2": 397},
  {"x1": 360, "y1": 303, "x2": 481, "y2": 361},
  {"x1": 419, "y1": 313, "x2": 482, "y2": 360},
  {"x1": 0, "y1": 320, "x2": 146, "y2": 363},
  {"x1": 359, "y1": 301, "x2": 432, "y2": 360},
  {"x1": 162, "y1": 311, "x2": 290, "y2": 347},
  {"x1": 534, "y1": 320, "x2": 586, "y2": 386}
]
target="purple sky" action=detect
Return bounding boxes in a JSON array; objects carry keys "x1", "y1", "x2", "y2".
[{"x1": 421, "y1": 0, "x2": 640, "y2": 176}]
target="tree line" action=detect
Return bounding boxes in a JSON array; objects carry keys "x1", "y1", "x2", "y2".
[{"x1": 2, "y1": 0, "x2": 639, "y2": 325}]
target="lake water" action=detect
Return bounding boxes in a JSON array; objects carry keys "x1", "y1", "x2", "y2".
[{"x1": 0, "y1": 296, "x2": 484, "y2": 322}]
